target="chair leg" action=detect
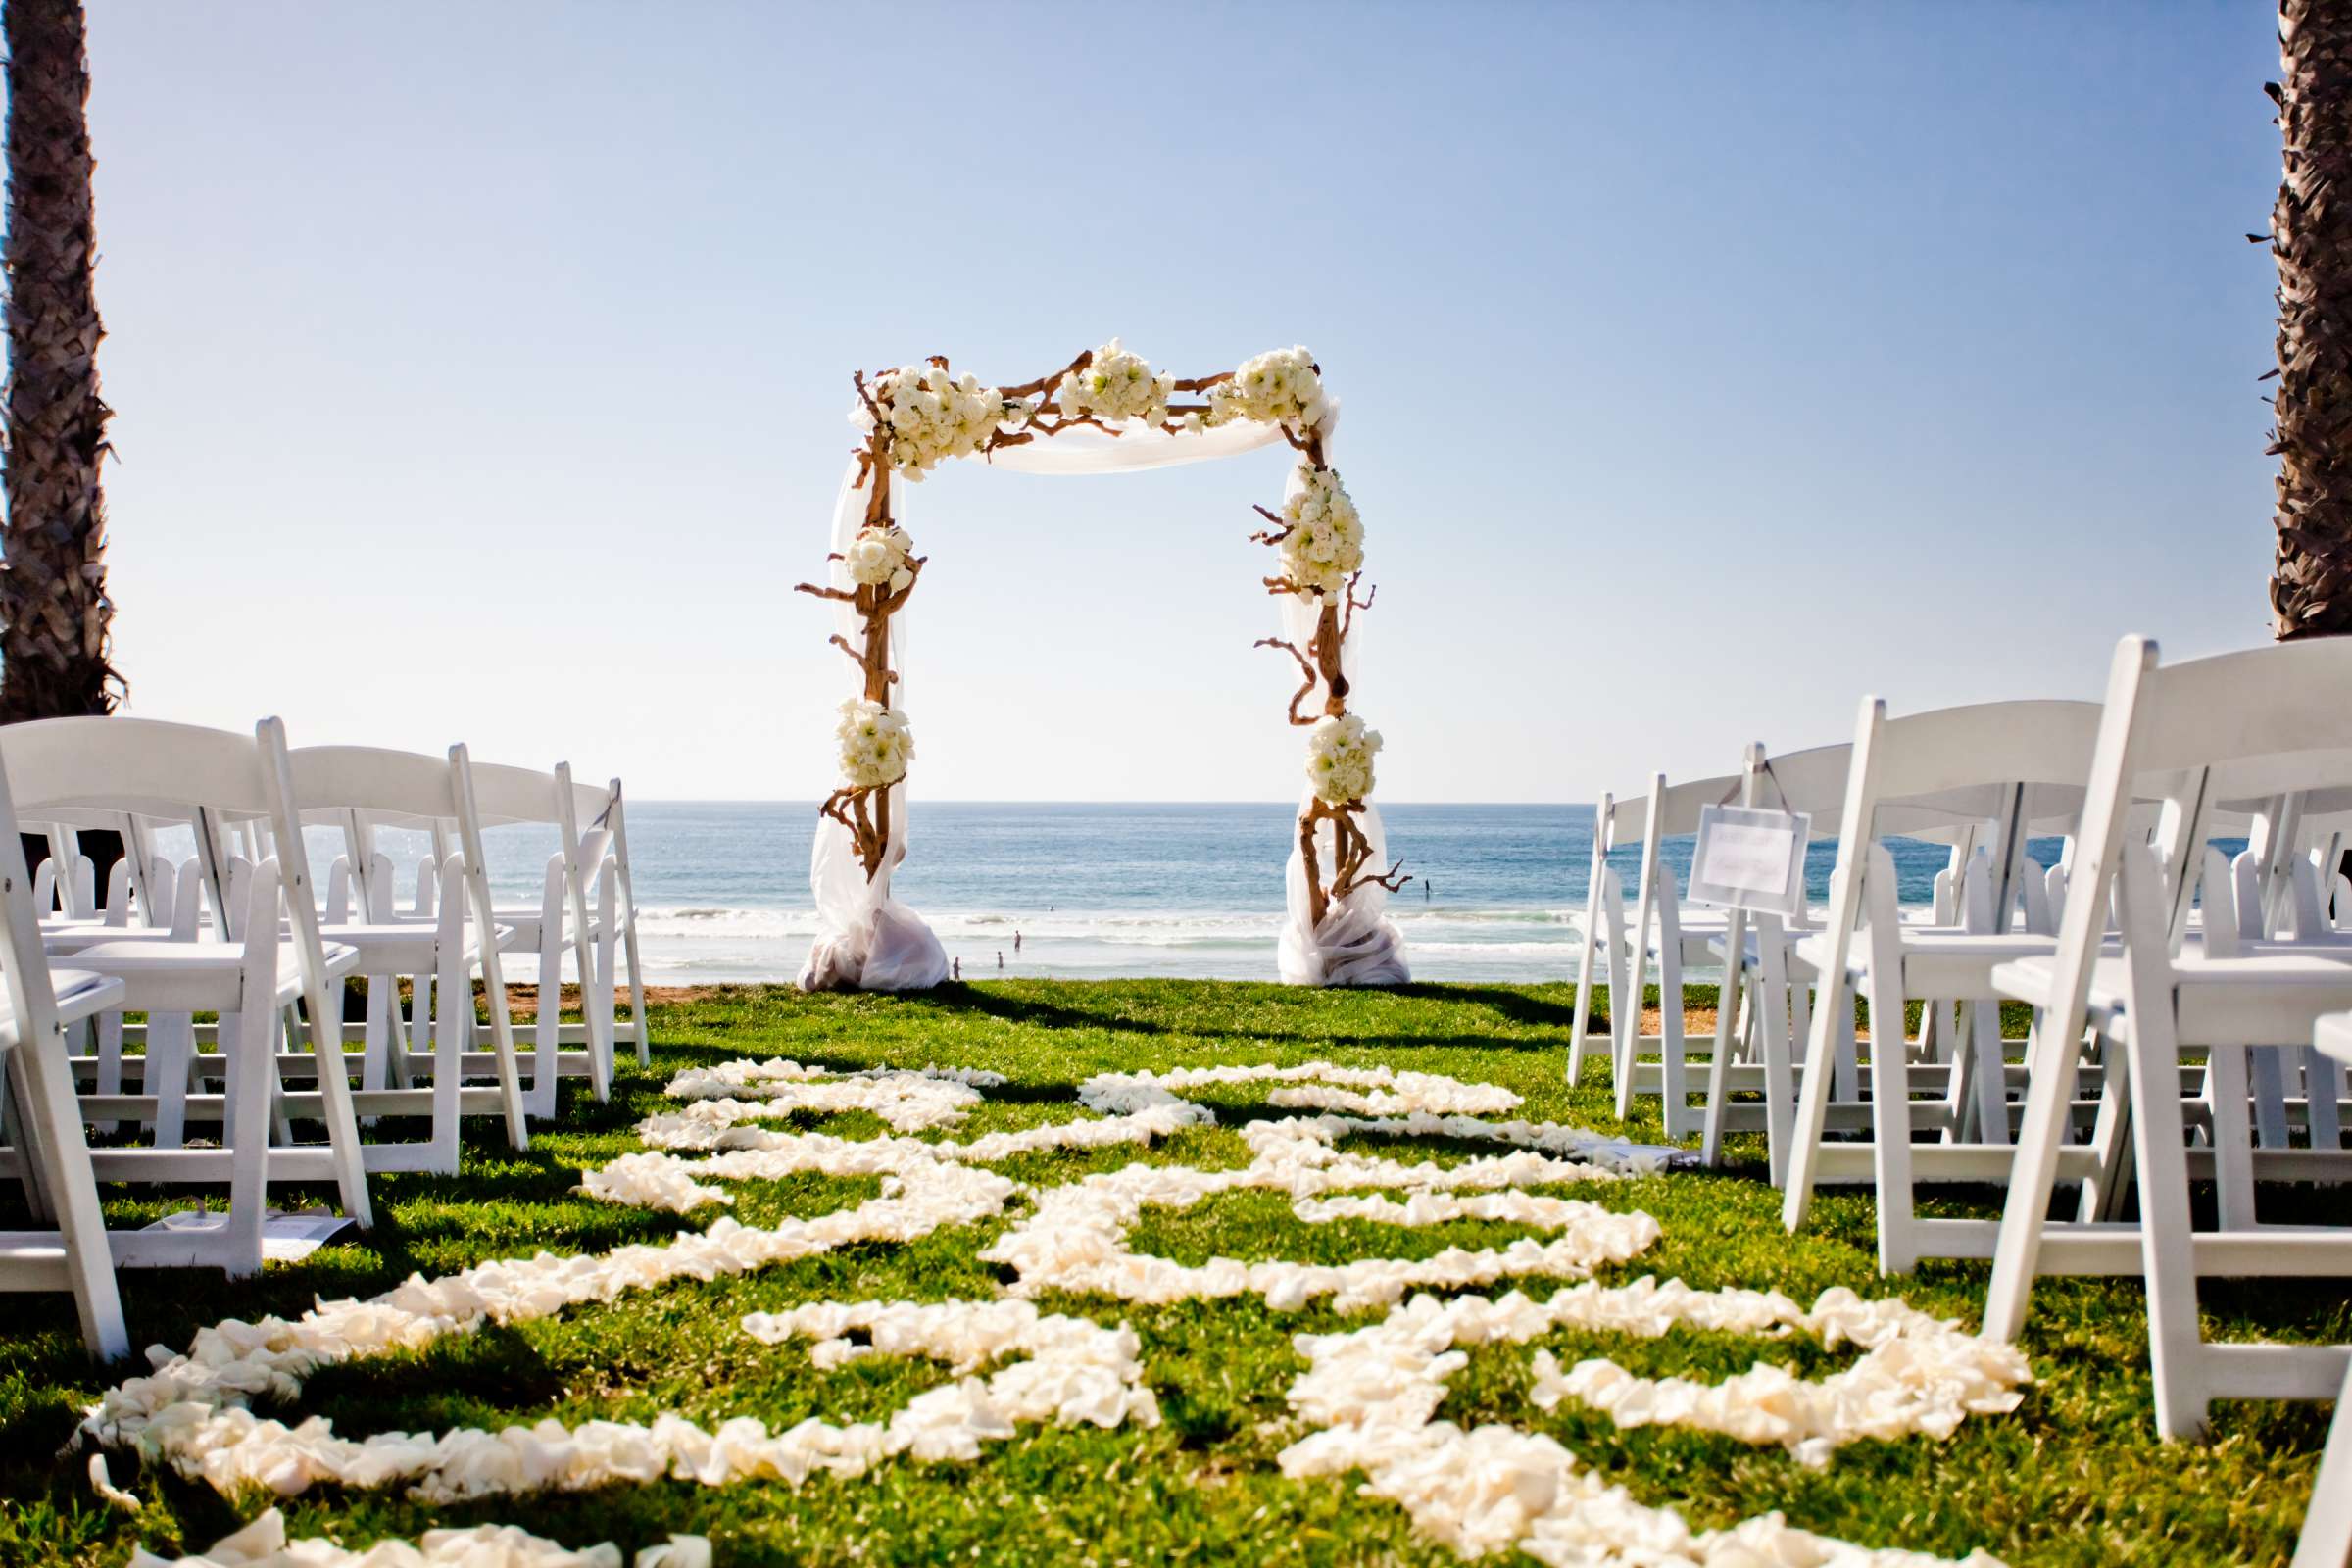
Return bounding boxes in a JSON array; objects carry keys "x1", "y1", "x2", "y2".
[
  {"x1": 2289, "y1": 1360, "x2": 2352, "y2": 1568},
  {"x1": 2252, "y1": 1045, "x2": 2293, "y2": 1149},
  {"x1": 430, "y1": 942, "x2": 464, "y2": 1175},
  {"x1": 1699, "y1": 909, "x2": 1747, "y2": 1166},
  {"x1": 2078, "y1": 1032, "x2": 2134, "y2": 1224},
  {"x1": 1655, "y1": 872, "x2": 1693, "y2": 1142},
  {"x1": 223, "y1": 1007, "x2": 271, "y2": 1279},
  {"x1": 92, "y1": 1013, "x2": 122, "y2": 1135},
  {"x1": 2206, "y1": 1040, "x2": 2259, "y2": 1230},
  {"x1": 298, "y1": 991, "x2": 374, "y2": 1233},
  {"x1": 530, "y1": 910, "x2": 561, "y2": 1122},
  {"x1": 4, "y1": 1049, "x2": 58, "y2": 1223},
  {"x1": 1982, "y1": 1004, "x2": 2078, "y2": 1343},
  {"x1": 1768, "y1": 942, "x2": 1804, "y2": 1187},
  {"x1": 1567, "y1": 885, "x2": 1603, "y2": 1088},
  {"x1": 1972, "y1": 998, "x2": 2010, "y2": 1148},
  {"x1": 2303, "y1": 1044, "x2": 2343, "y2": 1152},
  {"x1": 1861, "y1": 854, "x2": 1918, "y2": 1275},
  {"x1": 2112, "y1": 862, "x2": 2210, "y2": 1441},
  {"x1": 13, "y1": 1019, "x2": 129, "y2": 1358},
  {"x1": 1781, "y1": 966, "x2": 1851, "y2": 1232},
  {"x1": 148, "y1": 1013, "x2": 191, "y2": 1149},
  {"x1": 360, "y1": 974, "x2": 392, "y2": 1102}
]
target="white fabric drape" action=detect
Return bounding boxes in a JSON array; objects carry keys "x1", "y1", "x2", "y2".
[
  {"x1": 1269, "y1": 420, "x2": 1409, "y2": 985},
  {"x1": 799, "y1": 461, "x2": 949, "y2": 992},
  {"x1": 799, "y1": 397, "x2": 1409, "y2": 988}
]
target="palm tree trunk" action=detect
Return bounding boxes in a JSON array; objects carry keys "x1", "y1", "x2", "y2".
[{"x1": 0, "y1": 0, "x2": 118, "y2": 719}]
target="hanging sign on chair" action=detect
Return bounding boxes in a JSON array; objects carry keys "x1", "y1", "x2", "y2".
[{"x1": 1688, "y1": 805, "x2": 1809, "y2": 916}]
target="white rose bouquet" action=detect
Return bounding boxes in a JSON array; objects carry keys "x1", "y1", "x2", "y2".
[
  {"x1": 1278, "y1": 464, "x2": 1365, "y2": 596},
  {"x1": 1206, "y1": 345, "x2": 1326, "y2": 434},
  {"x1": 1056, "y1": 338, "x2": 1175, "y2": 426},
  {"x1": 842, "y1": 524, "x2": 915, "y2": 595},
  {"x1": 1305, "y1": 712, "x2": 1382, "y2": 806},
  {"x1": 864, "y1": 363, "x2": 1032, "y2": 478},
  {"x1": 836, "y1": 698, "x2": 914, "y2": 790}
]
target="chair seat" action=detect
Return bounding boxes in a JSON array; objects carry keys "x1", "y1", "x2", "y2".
[
  {"x1": 1709, "y1": 927, "x2": 1824, "y2": 980},
  {"x1": 1797, "y1": 928, "x2": 2061, "y2": 995},
  {"x1": 1995, "y1": 949, "x2": 2352, "y2": 1042},
  {"x1": 66, "y1": 940, "x2": 357, "y2": 1011},
  {"x1": 318, "y1": 922, "x2": 510, "y2": 971},
  {"x1": 0, "y1": 969, "x2": 127, "y2": 1046},
  {"x1": 42, "y1": 923, "x2": 189, "y2": 956}
]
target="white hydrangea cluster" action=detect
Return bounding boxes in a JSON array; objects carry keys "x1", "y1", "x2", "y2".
[
  {"x1": 841, "y1": 524, "x2": 914, "y2": 595},
  {"x1": 1306, "y1": 712, "x2": 1383, "y2": 807},
  {"x1": 866, "y1": 362, "x2": 1030, "y2": 478},
  {"x1": 1278, "y1": 463, "x2": 1365, "y2": 596},
  {"x1": 1055, "y1": 338, "x2": 1175, "y2": 426},
  {"x1": 1205, "y1": 345, "x2": 1326, "y2": 433},
  {"x1": 834, "y1": 698, "x2": 912, "y2": 790}
]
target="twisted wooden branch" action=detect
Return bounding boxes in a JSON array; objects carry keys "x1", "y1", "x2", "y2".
[{"x1": 1255, "y1": 638, "x2": 1319, "y2": 726}]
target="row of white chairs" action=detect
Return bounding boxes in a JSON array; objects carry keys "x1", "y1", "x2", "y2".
[
  {"x1": 1580, "y1": 635, "x2": 2352, "y2": 1565},
  {"x1": 0, "y1": 716, "x2": 651, "y2": 1364}
]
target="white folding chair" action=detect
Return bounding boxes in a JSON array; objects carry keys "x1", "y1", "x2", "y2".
[
  {"x1": 3, "y1": 717, "x2": 374, "y2": 1276},
  {"x1": 1776, "y1": 699, "x2": 2106, "y2": 1273},
  {"x1": 454, "y1": 760, "x2": 616, "y2": 1117},
  {"x1": 0, "y1": 756, "x2": 129, "y2": 1358},
  {"x1": 1576, "y1": 769, "x2": 1741, "y2": 1140},
  {"x1": 1568, "y1": 791, "x2": 1637, "y2": 1089},
  {"x1": 285, "y1": 744, "x2": 531, "y2": 1170},
  {"x1": 1983, "y1": 638, "x2": 2352, "y2": 1438}
]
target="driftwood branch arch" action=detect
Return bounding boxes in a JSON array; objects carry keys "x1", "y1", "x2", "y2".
[{"x1": 797, "y1": 341, "x2": 1410, "y2": 992}]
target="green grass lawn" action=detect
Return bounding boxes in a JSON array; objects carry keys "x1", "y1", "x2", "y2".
[{"x1": 0, "y1": 980, "x2": 2336, "y2": 1566}]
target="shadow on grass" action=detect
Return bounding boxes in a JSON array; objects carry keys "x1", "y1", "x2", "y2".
[{"x1": 918, "y1": 984, "x2": 1173, "y2": 1037}]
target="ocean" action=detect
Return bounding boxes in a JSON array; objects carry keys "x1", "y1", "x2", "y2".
[{"x1": 439, "y1": 802, "x2": 2067, "y2": 986}]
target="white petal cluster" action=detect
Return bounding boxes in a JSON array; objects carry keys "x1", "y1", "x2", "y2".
[
  {"x1": 1204, "y1": 345, "x2": 1326, "y2": 435},
  {"x1": 738, "y1": 1298, "x2": 1160, "y2": 1452},
  {"x1": 1055, "y1": 338, "x2": 1175, "y2": 426},
  {"x1": 1305, "y1": 712, "x2": 1383, "y2": 806},
  {"x1": 841, "y1": 524, "x2": 914, "y2": 594},
  {"x1": 1088, "y1": 1061, "x2": 1521, "y2": 1117},
  {"x1": 865, "y1": 362, "x2": 1028, "y2": 478},
  {"x1": 979, "y1": 1101, "x2": 1658, "y2": 1315},
  {"x1": 80, "y1": 1170, "x2": 1019, "y2": 1495},
  {"x1": 87, "y1": 1058, "x2": 2020, "y2": 1568},
  {"x1": 833, "y1": 699, "x2": 914, "y2": 790},
  {"x1": 1281, "y1": 1281, "x2": 2023, "y2": 1565},
  {"x1": 1278, "y1": 464, "x2": 1365, "y2": 596},
  {"x1": 1528, "y1": 1283, "x2": 2031, "y2": 1466},
  {"x1": 128, "y1": 1508, "x2": 707, "y2": 1568},
  {"x1": 662, "y1": 1060, "x2": 996, "y2": 1132}
]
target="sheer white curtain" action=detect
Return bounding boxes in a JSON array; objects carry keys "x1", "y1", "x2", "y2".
[
  {"x1": 799, "y1": 460, "x2": 949, "y2": 991},
  {"x1": 799, "y1": 401, "x2": 1409, "y2": 989}
]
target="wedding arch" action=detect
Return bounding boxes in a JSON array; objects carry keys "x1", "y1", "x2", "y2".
[{"x1": 796, "y1": 341, "x2": 1410, "y2": 992}]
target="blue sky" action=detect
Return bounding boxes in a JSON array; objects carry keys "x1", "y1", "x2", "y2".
[{"x1": 83, "y1": 2, "x2": 2278, "y2": 801}]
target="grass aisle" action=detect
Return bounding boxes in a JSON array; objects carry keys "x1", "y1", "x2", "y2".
[{"x1": 0, "y1": 981, "x2": 2335, "y2": 1566}]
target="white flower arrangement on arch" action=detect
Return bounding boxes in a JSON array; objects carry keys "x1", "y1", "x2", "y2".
[
  {"x1": 1306, "y1": 712, "x2": 1383, "y2": 807},
  {"x1": 834, "y1": 698, "x2": 913, "y2": 791}
]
